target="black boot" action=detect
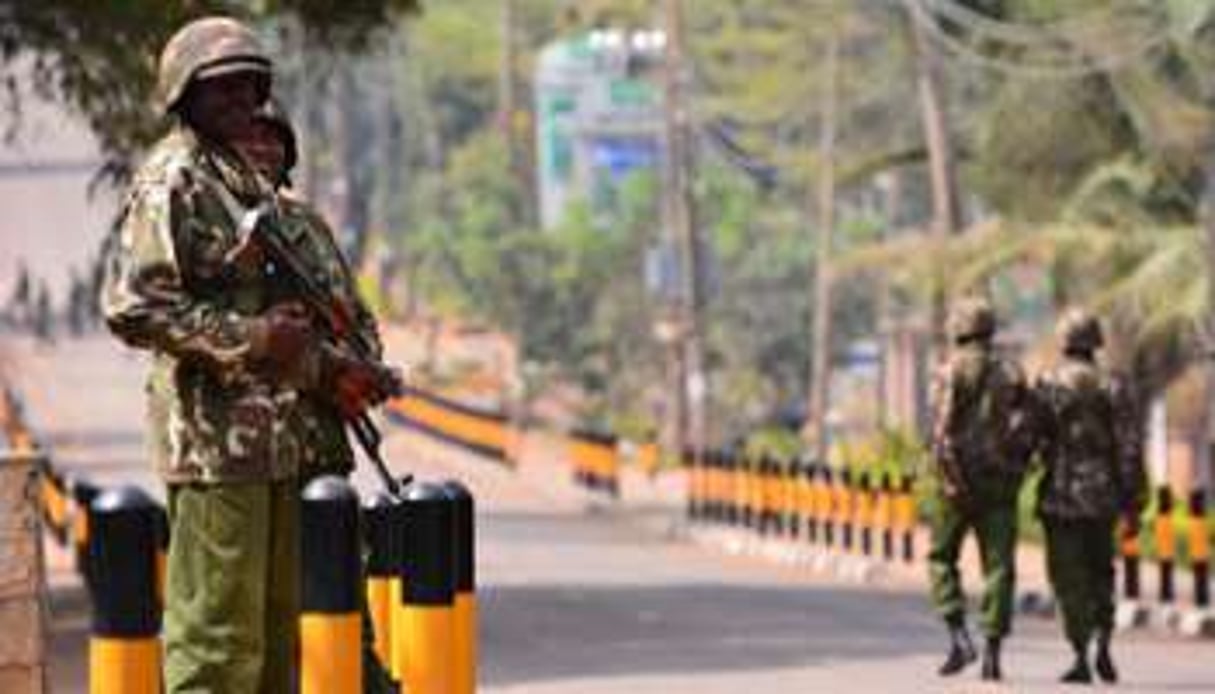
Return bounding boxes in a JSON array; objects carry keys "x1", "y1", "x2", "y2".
[
  {"x1": 938, "y1": 620, "x2": 978, "y2": 676},
  {"x1": 1060, "y1": 639, "x2": 1092, "y2": 684},
  {"x1": 981, "y1": 636, "x2": 1002, "y2": 681},
  {"x1": 1094, "y1": 630, "x2": 1118, "y2": 684}
]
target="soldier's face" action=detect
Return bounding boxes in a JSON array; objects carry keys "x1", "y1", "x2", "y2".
[
  {"x1": 234, "y1": 122, "x2": 287, "y2": 183},
  {"x1": 183, "y1": 71, "x2": 266, "y2": 145}
]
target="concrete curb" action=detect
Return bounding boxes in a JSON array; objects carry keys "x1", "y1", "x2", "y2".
[{"x1": 680, "y1": 522, "x2": 1215, "y2": 640}]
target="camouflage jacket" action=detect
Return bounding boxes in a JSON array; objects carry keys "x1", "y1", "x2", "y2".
[
  {"x1": 274, "y1": 192, "x2": 382, "y2": 480},
  {"x1": 102, "y1": 127, "x2": 307, "y2": 483},
  {"x1": 930, "y1": 343, "x2": 1033, "y2": 501},
  {"x1": 1033, "y1": 356, "x2": 1146, "y2": 520}
]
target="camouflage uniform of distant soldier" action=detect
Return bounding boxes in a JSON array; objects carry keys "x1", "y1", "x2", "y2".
[
  {"x1": 102, "y1": 17, "x2": 388, "y2": 692},
  {"x1": 928, "y1": 297, "x2": 1033, "y2": 682},
  {"x1": 236, "y1": 99, "x2": 399, "y2": 693},
  {"x1": 1034, "y1": 309, "x2": 1146, "y2": 685}
]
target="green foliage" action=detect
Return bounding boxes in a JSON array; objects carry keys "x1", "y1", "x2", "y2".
[{"x1": 0, "y1": 0, "x2": 420, "y2": 183}]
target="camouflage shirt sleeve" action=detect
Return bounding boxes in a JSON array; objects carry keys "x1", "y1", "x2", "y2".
[
  {"x1": 929, "y1": 358, "x2": 966, "y2": 494},
  {"x1": 299, "y1": 204, "x2": 383, "y2": 360},
  {"x1": 101, "y1": 173, "x2": 260, "y2": 382}
]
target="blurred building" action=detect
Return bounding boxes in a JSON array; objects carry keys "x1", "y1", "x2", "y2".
[{"x1": 534, "y1": 29, "x2": 666, "y2": 230}]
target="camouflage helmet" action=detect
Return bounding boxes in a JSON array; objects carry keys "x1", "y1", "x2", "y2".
[
  {"x1": 156, "y1": 16, "x2": 272, "y2": 114},
  {"x1": 947, "y1": 296, "x2": 997, "y2": 344},
  {"x1": 252, "y1": 98, "x2": 298, "y2": 174},
  {"x1": 1057, "y1": 308, "x2": 1104, "y2": 352}
]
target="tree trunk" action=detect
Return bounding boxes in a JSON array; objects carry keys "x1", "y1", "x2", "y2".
[{"x1": 806, "y1": 32, "x2": 839, "y2": 463}]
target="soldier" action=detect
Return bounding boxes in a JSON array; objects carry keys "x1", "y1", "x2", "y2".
[
  {"x1": 102, "y1": 17, "x2": 390, "y2": 691},
  {"x1": 234, "y1": 98, "x2": 398, "y2": 693},
  {"x1": 928, "y1": 297, "x2": 1033, "y2": 681},
  {"x1": 1033, "y1": 309, "x2": 1146, "y2": 684}
]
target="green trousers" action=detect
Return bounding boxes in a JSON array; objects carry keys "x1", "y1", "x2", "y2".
[
  {"x1": 164, "y1": 481, "x2": 300, "y2": 694},
  {"x1": 1043, "y1": 516, "x2": 1116, "y2": 647},
  {"x1": 928, "y1": 497, "x2": 1018, "y2": 638}
]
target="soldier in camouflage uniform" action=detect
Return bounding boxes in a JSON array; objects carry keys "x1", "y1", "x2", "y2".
[
  {"x1": 1034, "y1": 309, "x2": 1146, "y2": 684},
  {"x1": 102, "y1": 17, "x2": 389, "y2": 691},
  {"x1": 928, "y1": 297, "x2": 1033, "y2": 681},
  {"x1": 235, "y1": 99, "x2": 399, "y2": 693}
]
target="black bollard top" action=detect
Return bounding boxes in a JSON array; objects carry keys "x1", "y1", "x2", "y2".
[
  {"x1": 301, "y1": 476, "x2": 362, "y2": 613},
  {"x1": 442, "y1": 479, "x2": 476, "y2": 592},
  {"x1": 1190, "y1": 489, "x2": 1207, "y2": 515},
  {"x1": 88, "y1": 484, "x2": 161, "y2": 638},
  {"x1": 71, "y1": 476, "x2": 100, "y2": 502},
  {"x1": 303, "y1": 474, "x2": 360, "y2": 504},
  {"x1": 362, "y1": 489, "x2": 400, "y2": 578},
  {"x1": 401, "y1": 481, "x2": 456, "y2": 606},
  {"x1": 92, "y1": 485, "x2": 157, "y2": 514}
]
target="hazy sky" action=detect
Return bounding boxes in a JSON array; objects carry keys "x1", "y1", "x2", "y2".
[{"x1": 0, "y1": 63, "x2": 117, "y2": 305}]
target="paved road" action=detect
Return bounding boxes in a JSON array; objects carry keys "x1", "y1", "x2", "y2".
[{"x1": 6, "y1": 333, "x2": 1215, "y2": 693}]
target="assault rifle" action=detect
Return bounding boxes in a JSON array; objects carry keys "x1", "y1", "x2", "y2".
[{"x1": 236, "y1": 201, "x2": 408, "y2": 497}]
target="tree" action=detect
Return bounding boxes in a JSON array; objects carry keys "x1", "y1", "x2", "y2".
[{"x1": 0, "y1": 0, "x2": 420, "y2": 184}]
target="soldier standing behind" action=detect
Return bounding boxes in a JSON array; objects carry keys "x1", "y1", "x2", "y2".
[
  {"x1": 102, "y1": 17, "x2": 319, "y2": 691},
  {"x1": 1033, "y1": 309, "x2": 1146, "y2": 684},
  {"x1": 234, "y1": 98, "x2": 399, "y2": 693},
  {"x1": 928, "y1": 297, "x2": 1033, "y2": 681}
]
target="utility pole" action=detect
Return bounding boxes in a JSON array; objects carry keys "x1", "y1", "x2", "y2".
[
  {"x1": 806, "y1": 32, "x2": 839, "y2": 463},
  {"x1": 905, "y1": 0, "x2": 961, "y2": 352},
  {"x1": 661, "y1": 0, "x2": 705, "y2": 460}
]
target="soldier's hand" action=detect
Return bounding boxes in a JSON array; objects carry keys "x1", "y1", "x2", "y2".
[
  {"x1": 250, "y1": 302, "x2": 314, "y2": 367},
  {"x1": 323, "y1": 348, "x2": 403, "y2": 419}
]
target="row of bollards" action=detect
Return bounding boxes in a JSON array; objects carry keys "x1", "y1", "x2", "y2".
[
  {"x1": 687, "y1": 452, "x2": 919, "y2": 563},
  {"x1": 1120, "y1": 486, "x2": 1210, "y2": 610},
  {"x1": 63, "y1": 473, "x2": 477, "y2": 694}
]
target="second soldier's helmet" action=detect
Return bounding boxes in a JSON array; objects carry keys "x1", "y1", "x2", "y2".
[
  {"x1": 253, "y1": 98, "x2": 298, "y2": 175},
  {"x1": 1057, "y1": 308, "x2": 1104, "y2": 352},
  {"x1": 156, "y1": 16, "x2": 272, "y2": 114},
  {"x1": 948, "y1": 296, "x2": 997, "y2": 344}
]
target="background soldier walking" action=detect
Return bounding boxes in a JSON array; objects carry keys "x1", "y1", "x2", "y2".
[
  {"x1": 1034, "y1": 309, "x2": 1147, "y2": 684},
  {"x1": 928, "y1": 297, "x2": 1033, "y2": 681}
]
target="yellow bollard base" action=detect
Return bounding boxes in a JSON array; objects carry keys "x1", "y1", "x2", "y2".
[
  {"x1": 89, "y1": 637, "x2": 160, "y2": 694},
  {"x1": 454, "y1": 593, "x2": 478, "y2": 694},
  {"x1": 398, "y1": 604, "x2": 455, "y2": 694},
  {"x1": 300, "y1": 613, "x2": 362, "y2": 694}
]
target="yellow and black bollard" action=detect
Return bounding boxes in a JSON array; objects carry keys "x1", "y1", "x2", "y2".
[
  {"x1": 71, "y1": 476, "x2": 100, "y2": 589},
  {"x1": 1188, "y1": 490, "x2": 1209, "y2": 608},
  {"x1": 1118, "y1": 515, "x2": 1142, "y2": 601},
  {"x1": 88, "y1": 486, "x2": 161, "y2": 694},
  {"x1": 838, "y1": 469, "x2": 855, "y2": 553},
  {"x1": 1154, "y1": 486, "x2": 1176, "y2": 604},
  {"x1": 896, "y1": 475, "x2": 917, "y2": 562},
  {"x1": 821, "y1": 466, "x2": 836, "y2": 549},
  {"x1": 878, "y1": 472, "x2": 894, "y2": 561},
  {"x1": 363, "y1": 489, "x2": 399, "y2": 677},
  {"x1": 804, "y1": 464, "x2": 819, "y2": 545},
  {"x1": 397, "y1": 482, "x2": 457, "y2": 694},
  {"x1": 444, "y1": 480, "x2": 477, "y2": 694},
  {"x1": 857, "y1": 472, "x2": 874, "y2": 558},
  {"x1": 686, "y1": 448, "x2": 702, "y2": 522},
  {"x1": 300, "y1": 476, "x2": 363, "y2": 694}
]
